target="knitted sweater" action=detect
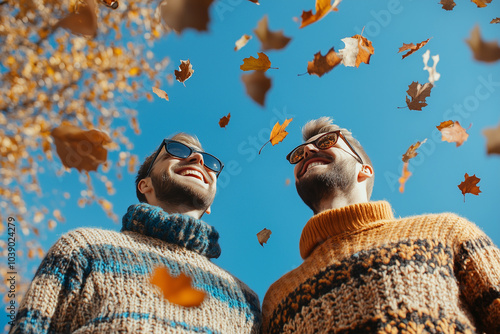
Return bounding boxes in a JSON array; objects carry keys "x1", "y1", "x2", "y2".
[
  {"x1": 262, "y1": 201, "x2": 500, "y2": 334},
  {"x1": 11, "y1": 203, "x2": 261, "y2": 333}
]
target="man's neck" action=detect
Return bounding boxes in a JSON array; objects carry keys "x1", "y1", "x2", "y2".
[
  {"x1": 152, "y1": 200, "x2": 205, "y2": 220},
  {"x1": 313, "y1": 189, "x2": 368, "y2": 214}
]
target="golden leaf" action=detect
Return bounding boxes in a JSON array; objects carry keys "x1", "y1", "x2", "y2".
[{"x1": 150, "y1": 267, "x2": 205, "y2": 307}]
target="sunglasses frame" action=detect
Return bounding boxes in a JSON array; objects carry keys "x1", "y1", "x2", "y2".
[
  {"x1": 286, "y1": 130, "x2": 364, "y2": 165},
  {"x1": 145, "y1": 139, "x2": 224, "y2": 177}
]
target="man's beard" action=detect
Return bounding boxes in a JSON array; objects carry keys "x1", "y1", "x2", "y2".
[
  {"x1": 296, "y1": 157, "x2": 357, "y2": 213},
  {"x1": 150, "y1": 170, "x2": 215, "y2": 212}
]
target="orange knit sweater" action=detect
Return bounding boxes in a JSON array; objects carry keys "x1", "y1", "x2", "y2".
[{"x1": 262, "y1": 201, "x2": 500, "y2": 333}]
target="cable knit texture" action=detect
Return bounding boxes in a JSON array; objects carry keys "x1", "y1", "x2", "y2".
[
  {"x1": 262, "y1": 201, "x2": 500, "y2": 334},
  {"x1": 11, "y1": 203, "x2": 261, "y2": 333}
]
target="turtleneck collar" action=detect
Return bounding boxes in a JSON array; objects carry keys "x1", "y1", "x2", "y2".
[
  {"x1": 299, "y1": 201, "x2": 394, "y2": 259},
  {"x1": 121, "y1": 203, "x2": 221, "y2": 259}
]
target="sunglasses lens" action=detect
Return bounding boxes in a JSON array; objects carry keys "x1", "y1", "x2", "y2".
[
  {"x1": 166, "y1": 142, "x2": 191, "y2": 158},
  {"x1": 289, "y1": 146, "x2": 305, "y2": 164},
  {"x1": 317, "y1": 132, "x2": 338, "y2": 149},
  {"x1": 201, "y1": 154, "x2": 222, "y2": 172}
]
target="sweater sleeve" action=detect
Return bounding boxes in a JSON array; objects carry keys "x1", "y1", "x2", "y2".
[
  {"x1": 9, "y1": 232, "x2": 87, "y2": 334},
  {"x1": 454, "y1": 219, "x2": 500, "y2": 334}
]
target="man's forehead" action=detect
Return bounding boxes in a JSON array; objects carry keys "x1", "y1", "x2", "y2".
[{"x1": 306, "y1": 132, "x2": 329, "y2": 143}]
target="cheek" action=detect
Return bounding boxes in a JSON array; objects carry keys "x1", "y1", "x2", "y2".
[{"x1": 293, "y1": 165, "x2": 301, "y2": 180}]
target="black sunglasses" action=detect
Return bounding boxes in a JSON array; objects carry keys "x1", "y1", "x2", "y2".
[
  {"x1": 146, "y1": 139, "x2": 224, "y2": 177},
  {"x1": 286, "y1": 131, "x2": 364, "y2": 165}
]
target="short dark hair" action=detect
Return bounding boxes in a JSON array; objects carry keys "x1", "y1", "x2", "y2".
[
  {"x1": 302, "y1": 117, "x2": 374, "y2": 199},
  {"x1": 135, "y1": 133, "x2": 202, "y2": 203}
]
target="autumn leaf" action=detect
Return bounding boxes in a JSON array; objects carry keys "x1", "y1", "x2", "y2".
[
  {"x1": 158, "y1": 0, "x2": 214, "y2": 34},
  {"x1": 285, "y1": 178, "x2": 291, "y2": 186},
  {"x1": 405, "y1": 81, "x2": 432, "y2": 111},
  {"x1": 51, "y1": 122, "x2": 112, "y2": 172},
  {"x1": 398, "y1": 38, "x2": 431, "y2": 59},
  {"x1": 491, "y1": 18, "x2": 500, "y2": 24},
  {"x1": 99, "y1": 0, "x2": 119, "y2": 9},
  {"x1": 399, "y1": 139, "x2": 427, "y2": 193},
  {"x1": 257, "y1": 228, "x2": 272, "y2": 246},
  {"x1": 398, "y1": 162, "x2": 412, "y2": 193},
  {"x1": 240, "y1": 52, "x2": 275, "y2": 71},
  {"x1": 466, "y1": 25, "x2": 500, "y2": 63},
  {"x1": 307, "y1": 48, "x2": 341, "y2": 77},
  {"x1": 234, "y1": 34, "x2": 252, "y2": 51},
  {"x1": 55, "y1": 0, "x2": 97, "y2": 37},
  {"x1": 175, "y1": 59, "x2": 194, "y2": 85},
  {"x1": 300, "y1": 0, "x2": 342, "y2": 28},
  {"x1": 219, "y1": 113, "x2": 231, "y2": 128},
  {"x1": 458, "y1": 173, "x2": 481, "y2": 202},
  {"x1": 150, "y1": 267, "x2": 205, "y2": 307},
  {"x1": 152, "y1": 87, "x2": 169, "y2": 101},
  {"x1": 259, "y1": 118, "x2": 293, "y2": 154},
  {"x1": 439, "y1": 0, "x2": 456, "y2": 10},
  {"x1": 471, "y1": 0, "x2": 491, "y2": 7},
  {"x1": 254, "y1": 15, "x2": 291, "y2": 51},
  {"x1": 339, "y1": 34, "x2": 374, "y2": 68},
  {"x1": 422, "y1": 50, "x2": 440, "y2": 85},
  {"x1": 436, "y1": 120, "x2": 469, "y2": 147},
  {"x1": 482, "y1": 123, "x2": 500, "y2": 155},
  {"x1": 241, "y1": 71, "x2": 271, "y2": 106}
]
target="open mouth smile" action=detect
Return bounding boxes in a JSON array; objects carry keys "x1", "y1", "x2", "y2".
[{"x1": 176, "y1": 168, "x2": 208, "y2": 184}]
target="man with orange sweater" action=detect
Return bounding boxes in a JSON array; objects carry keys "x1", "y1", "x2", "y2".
[{"x1": 262, "y1": 117, "x2": 500, "y2": 334}]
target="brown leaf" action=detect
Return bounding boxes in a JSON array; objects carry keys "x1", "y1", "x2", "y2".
[
  {"x1": 440, "y1": 0, "x2": 456, "y2": 10},
  {"x1": 150, "y1": 267, "x2": 205, "y2": 307},
  {"x1": 254, "y1": 15, "x2": 291, "y2": 51},
  {"x1": 471, "y1": 0, "x2": 491, "y2": 7},
  {"x1": 491, "y1": 18, "x2": 500, "y2": 24},
  {"x1": 99, "y1": 0, "x2": 119, "y2": 9},
  {"x1": 158, "y1": 0, "x2": 214, "y2": 34},
  {"x1": 257, "y1": 228, "x2": 272, "y2": 246},
  {"x1": 55, "y1": 0, "x2": 97, "y2": 37},
  {"x1": 482, "y1": 123, "x2": 500, "y2": 154},
  {"x1": 285, "y1": 178, "x2": 291, "y2": 186},
  {"x1": 240, "y1": 52, "x2": 273, "y2": 71},
  {"x1": 402, "y1": 139, "x2": 427, "y2": 163},
  {"x1": 398, "y1": 162, "x2": 412, "y2": 193},
  {"x1": 259, "y1": 118, "x2": 293, "y2": 154},
  {"x1": 241, "y1": 71, "x2": 271, "y2": 106},
  {"x1": 339, "y1": 35, "x2": 374, "y2": 68},
  {"x1": 234, "y1": 34, "x2": 252, "y2": 51},
  {"x1": 307, "y1": 48, "x2": 341, "y2": 77},
  {"x1": 51, "y1": 122, "x2": 112, "y2": 172},
  {"x1": 458, "y1": 173, "x2": 481, "y2": 202},
  {"x1": 300, "y1": 0, "x2": 341, "y2": 28},
  {"x1": 466, "y1": 25, "x2": 500, "y2": 63},
  {"x1": 398, "y1": 38, "x2": 431, "y2": 59},
  {"x1": 405, "y1": 81, "x2": 432, "y2": 111},
  {"x1": 436, "y1": 120, "x2": 469, "y2": 147},
  {"x1": 152, "y1": 87, "x2": 169, "y2": 101},
  {"x1": 219, "y1": 113, "x2": 231, "y2": 128},
  {"x1": 175, "y1": 59, "x2": 194, "y2": 85}
]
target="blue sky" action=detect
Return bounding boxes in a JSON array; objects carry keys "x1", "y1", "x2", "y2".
[{"x1": 4, "y1": 1, "x2": 500, "y2": 329}]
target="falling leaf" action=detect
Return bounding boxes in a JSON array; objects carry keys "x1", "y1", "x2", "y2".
[
  {"x1": 248, "y1": 0, "x2": 259, "y2": 3},
  {"x1": 259, "y1": 118, "x2": 293, "y2": 154},
  {"x1": 48, "y1": 219, "x2": 57, "y2": 230},
  {"x1": 422, "y1": 50, "x2": 440, "y2": 85},
  {"x1": 471, "y1": 0, "x2": 491, "y2": 7},
  {"x1": 436, "y1": 120, "x2": 469, "y2": 147},
  {"x1": 219, "y1": 113, "x2": 231, "y2": 128},
  {"x1": 234, "y1": 34, "x2": 252, "y2": 51},
  {"x1": 257, "y1": 228, "x2": 272, "y2": 246},
  {"x1": 491, "y1": 18, "x2": 500, "y2": 24},
  {"x1": 152, "y1": 87, "x2": 169, "y2": 101},
  {"x1": 458, "y1": 173, "x2": 481, "y2": 202},
  {"x1": 405, "y1": 81, "x2": 433, "y2": 111},
  {"x1": 398, "y1": 162, "x2": 412, "y2": 193},
  {"x1": 241, "y1": 71, "x2": 271, "y2": 106},
  {"x1": 285, "y1": 178, "x2": 291, "y2": 186},
  {"x1": 240, "y1": 52, "x2": 273, "y2": 71},
  {"x1": 440, "y1": 0, "x2": 456, "y2": 10},
  {"x1": 466, "y1": 25, "x2": 500, "y2": 63},
  {"x1": 158, "y1": 0, "x2": 214, "y2": 34},
  {"x1": 51, "y1": 122, "x2": 112, "y2": 172},
  {"x1": 55, "y1": 0, "x2": 97, "y2": 37},
  {"x1": 402, "y1": 139, "x2": 427, "y2": 163},
  {"x1": 307, "y1": 48, "x2": 342, "y2": 77},
  {"x1": 338, "y1": 34, "x2": 374, "y2": 68},
  {"x1": 99, "y1": 0, "x2": 119, "y2": 9},
  {"x1": 300, "y1": 0, "x2": 342, "y2": 28},
  {"x1": 254, "y1": 15, "x2": 291, "y2": 51},
  {"x1": 175, "y1": 60, "x2": 194, "y2": 85},
  {"x1": 482, "y1": 123, "x2": 500, "y2": 154},
  {"x1": 150, "y1": 267, "x2": 205, "y2": 307},
  {"x1": 398, "y1": 38, "x2": 431, "y2": 59}
]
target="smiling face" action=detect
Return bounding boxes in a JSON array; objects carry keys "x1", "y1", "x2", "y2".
[{"x1": 294, "y1": 132, "x2": 360, "y2": 213}]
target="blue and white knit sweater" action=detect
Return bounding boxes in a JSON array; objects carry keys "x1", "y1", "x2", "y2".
[{"x1": 10, "y1": 204, "x2": 262, "y2": 333}]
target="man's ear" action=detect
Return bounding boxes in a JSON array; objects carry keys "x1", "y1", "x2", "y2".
[
  {"x1": 137, "y1": 178, "x2": 153, "y2": 195},
  {"x1": 205, "y1": 206, "x2": 211, "y2": 215},
  {"x1": 358, "y1": 164, "x2": 374, "y2": 182}
]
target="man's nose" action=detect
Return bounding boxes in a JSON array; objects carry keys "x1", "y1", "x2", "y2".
[
  {"x1": 188, "y1": 152, "x2": 204, "y2": 166},
  {"x1": 303, "y1": 143, "x2": 318, "y2": 158}
]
